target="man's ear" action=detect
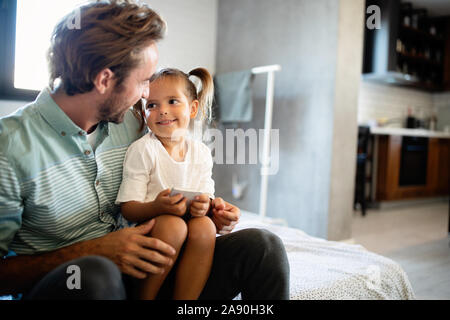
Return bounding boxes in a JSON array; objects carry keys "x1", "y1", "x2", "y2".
[
  {"x1": 93, "y1": 68, "x2": 115, "y2": 95},
  {"x1": 190, "y1": 100, "x2": 199, "y2": 119}
]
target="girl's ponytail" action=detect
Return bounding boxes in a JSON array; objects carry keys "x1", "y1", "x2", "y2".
[{"x1": 188, "y1": 68, "x2": 214, "y2": 123}]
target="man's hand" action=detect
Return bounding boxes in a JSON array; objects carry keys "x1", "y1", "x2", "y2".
[
  {"x1": 190, "y1": 194, "x2": 211, "y2": 217},
  {"x1": 97, "y1": 219, "x2": 176, "y2": 279},
  {"x1": 210, "y1": 197, "x2": 240, "y2": 235},
  {"x1": 152, "y1": 188, "x2": 188, "y2": 217}
]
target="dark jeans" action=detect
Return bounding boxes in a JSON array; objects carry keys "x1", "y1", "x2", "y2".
[{"x1": 24, "y1": 228, "x2": 290, "y2": 300}]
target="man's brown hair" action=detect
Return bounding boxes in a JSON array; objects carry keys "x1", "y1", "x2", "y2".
[{"x1": 48, "y1": 0, "x2": 166, "y2": 96}]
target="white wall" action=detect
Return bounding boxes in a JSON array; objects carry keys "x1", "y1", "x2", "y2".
[
  {"x1": 214, "y1": 0, "x2": 365, "y2": 240},
  {"x1": 0, "y1": 100, "x2": 32, "y2": 118},
  {"x1": 145, "y1": 0, "x2": 217, "y2": 74},
  {"x1": 0, "y1": 0, "x2": 218, "y2": 118},
  {"x1": 327, "y1": 0, "x2": 365, "y2": 241},
  {"x1": 358, "y1": 81, "x2": 450, "y2": 130},
  {"x1": 357, "y1": 81, "x2": 434, "y2": 127},
  {"x1": 433, "y1": 92, "x2": 450, "y2": 131}
]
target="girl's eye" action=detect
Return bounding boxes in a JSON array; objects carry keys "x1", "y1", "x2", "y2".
[
  {"x1": 147, "y1": 103, "x2": 156, "y2": 109},
  {"x1": 169, "y1": 99, "x2": 178, "y2": 105}
]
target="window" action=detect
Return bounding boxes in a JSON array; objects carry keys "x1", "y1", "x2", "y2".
[{"x1": 0, "y1": 0, "x2": 84, "y2": 100}]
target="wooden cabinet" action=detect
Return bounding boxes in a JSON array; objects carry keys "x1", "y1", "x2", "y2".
[
  {"x1": 376, "y1": 135, "x2": 449, "y2": 201},
  {"x1": 436, "y1": 138, "x2": 450, "y2": 195}
]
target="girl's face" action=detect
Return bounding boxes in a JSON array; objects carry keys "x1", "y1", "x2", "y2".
[{"x1": 145, "y1": 77, "x2": 198, "y2": 140}]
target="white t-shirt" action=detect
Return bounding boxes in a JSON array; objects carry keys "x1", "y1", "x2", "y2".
[
  {"x1": 115, "y1": 132, "x2": 215, "y2": 205},
  {"x1": 87, "y1": 125, "x2": 99, "y2": 151}
]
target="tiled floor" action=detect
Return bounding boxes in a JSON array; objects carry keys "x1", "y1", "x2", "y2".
[
  {"x1": 352, "y1": 201, "x2": 450, "y2": 299},
  {"x1": 352, "y1": 201, "x2": 448, "y2": 254}
]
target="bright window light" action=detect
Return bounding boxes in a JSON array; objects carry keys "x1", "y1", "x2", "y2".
[{"x1": 14, "y1": 0, "x2": 85, "y2": 91}]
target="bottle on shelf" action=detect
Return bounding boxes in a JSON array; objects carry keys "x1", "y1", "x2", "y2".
[
  {"x1": 411, "y1": 10, "x2": 419, "y2": 29},
  {"x1": 406, "y1": 107, "x2": 417, "y2": 129},
  {"x1": 429, "y1": 24, "x2": 436, "y2": 36},
  {"x1": 396, "y1": 39, "x2": 403, "y2": 53},
  {"x1": 417, "y1": 9, "x2": 428, "y2": 32},
  {"x1": 424, "y1": 45, "x2": 431, "y2": 59},
  {"x1": 429, "y1": 113, "x2": 437, "y2": 131},
  {"x1": 402, "y1": 61, "x2": 409, "y2": 75},
  {"x1": 401, "y1": 2, "x2": 412, "y2": 26}
]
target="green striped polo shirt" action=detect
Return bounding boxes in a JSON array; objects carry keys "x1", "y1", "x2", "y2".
[{"x1": 0, "y1": 88, "x2": 144, "y2": 256}]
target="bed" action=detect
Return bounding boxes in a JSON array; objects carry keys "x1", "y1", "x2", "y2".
[
  {"x1": 234, "y1": 212, "x2": 415, "y2": 300},
  {"x1": 0, "y1": 212, "x2": 415, "y2": 300}
]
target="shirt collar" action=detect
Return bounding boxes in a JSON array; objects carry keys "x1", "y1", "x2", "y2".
[
  {"x1": 101, "y1": 121, "x2": 110, "y2": 136},
  {"x1": 37, "y1": 88, "x2": 83, "y2": 137}
]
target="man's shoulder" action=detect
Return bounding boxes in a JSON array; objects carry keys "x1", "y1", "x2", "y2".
[{"x1": 0, "y1": 102, "x2": 41, "y2": 155}]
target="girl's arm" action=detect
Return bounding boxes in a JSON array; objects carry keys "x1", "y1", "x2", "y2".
[
  {"x1": 121, "y1": 200, "x2": 161, "y2": 223},
  {"x1": 121, "y1": 189, "x2": 187, "y2": 223},
  {"x1": 189, "y1": 142, "x2": 215, "y2": 217}
]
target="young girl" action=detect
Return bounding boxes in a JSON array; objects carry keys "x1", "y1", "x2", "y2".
[{"x1": 115, "y1": 67, "x2": 217, "y2": 300}]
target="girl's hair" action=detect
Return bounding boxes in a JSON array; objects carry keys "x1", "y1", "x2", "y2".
[
  {"x1": 133, "y1": 67, "x2": 214, "y2": 131},
  {"x1": 48, "y1": 0, "x2": 166, "y2": 96}
]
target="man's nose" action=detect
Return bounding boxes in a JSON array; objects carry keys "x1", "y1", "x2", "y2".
[{"x1": 142, "y1": 86, "x2": 150, "y2": 99}]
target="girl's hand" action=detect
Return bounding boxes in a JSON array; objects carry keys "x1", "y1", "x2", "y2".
[
  {"x1": 189, "y1": 194, "x2": 211, "y2": 217},
  {"x1": 152, "y1": 188, "x2": 187, "y2": 216}
]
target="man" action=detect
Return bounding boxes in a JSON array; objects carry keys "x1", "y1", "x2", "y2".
[{"x1": 0, "y1": 0, "x2": 289, "y2": 299}]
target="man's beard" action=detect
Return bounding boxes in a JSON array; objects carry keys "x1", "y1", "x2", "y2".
[{"x1": 98, "y1": 91, "x2": 130, "y2": 124}]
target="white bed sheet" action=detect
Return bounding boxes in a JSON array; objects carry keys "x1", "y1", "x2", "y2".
[{"x1": 233, "y1": 213, "x2": 415, "y2": 300}]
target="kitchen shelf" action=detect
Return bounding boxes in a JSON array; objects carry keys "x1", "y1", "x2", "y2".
[{"x1": 399, "y1": 25, "x2": 444, "y2": 43}]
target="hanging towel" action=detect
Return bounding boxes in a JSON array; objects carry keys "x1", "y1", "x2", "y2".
[{"x1": 214, "y1": 70, "x2": 254, "y2": 123}]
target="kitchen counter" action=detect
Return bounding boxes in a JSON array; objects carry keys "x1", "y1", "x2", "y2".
[{"x1": 370, "y1": 127, "x2": 450, "y2": 139}]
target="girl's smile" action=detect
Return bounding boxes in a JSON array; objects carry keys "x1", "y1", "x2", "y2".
[{"x1": 156, "y1": 119, "x2": 177, "y2": 125}]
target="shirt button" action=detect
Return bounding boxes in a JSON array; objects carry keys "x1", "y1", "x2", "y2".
[
  {"x1": 61, "y1": 131, "x2": 66, "y2": 136},
  {"x1": 84, "y1": 150, "x2": 91, "y2": 156},
  {"x1": 96, "y1": 180, "x2": 100, "y2": 186},
  {"x1": 78, "y1": 131, "x2": 84, "y2": 136}
]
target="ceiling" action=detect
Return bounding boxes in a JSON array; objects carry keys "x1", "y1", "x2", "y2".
[{"x1": 406, "y1": 0, "x2": 450, "y2": 17}]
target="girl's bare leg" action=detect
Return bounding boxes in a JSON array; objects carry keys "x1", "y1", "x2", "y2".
[
  {"x1": 173, "y1": 216, "x2": 216, "y2": 300},
  {"x1": 136, "y1": 215, "x2": 187, "y2": 300}
]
